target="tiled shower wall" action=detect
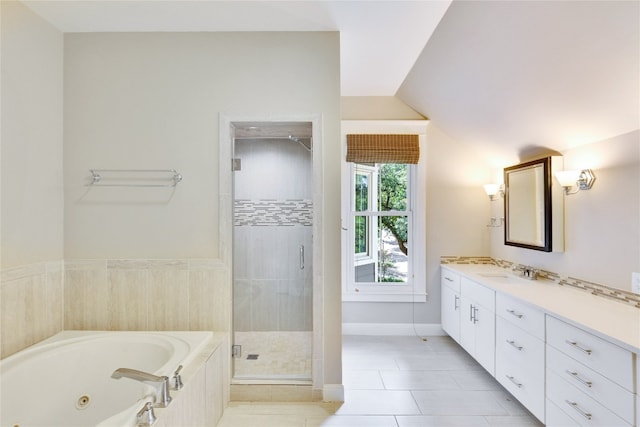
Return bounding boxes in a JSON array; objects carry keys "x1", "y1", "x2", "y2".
[{"x1": 0, "y1": 259, "x2": 230, "y2": 358}]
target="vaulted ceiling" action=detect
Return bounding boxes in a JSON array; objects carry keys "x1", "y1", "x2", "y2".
[
  {"x1": 21, "y1": 0, "x2": 640, "y2": 160},
  {"x1": 397, "y1": 0, "x2": 640, "y2": 162}
]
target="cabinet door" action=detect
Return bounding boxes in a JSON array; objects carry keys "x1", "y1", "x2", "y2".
[
  {"x1": 459, "y1": 295, "x2": 476, "y2": 357},
  {"x1": 441, "y1": 284, "x2": 461, "y2": 343},
  {"x1": 474, "y1": 303, "x2": 495, "y2": 376}
]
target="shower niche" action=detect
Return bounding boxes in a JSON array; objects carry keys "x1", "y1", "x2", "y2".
[{"x1": 231, "y1": 121, "x2": 313, "y2": 382}]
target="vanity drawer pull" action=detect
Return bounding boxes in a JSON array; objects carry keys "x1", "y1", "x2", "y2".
[
  {"x1": 506, "y1": 375, "x2": 523, "y2": 388},
  {"x1": 565, "y1": 400, "x2": 593, "y2": 420},
  {"x1": 565, "y1": 370, "x2": 593, "y2": 388},
  {"x1": 565, "y1": 340, "x2": 593, "y2": 355},
  {"x1": 506, "y1": 309, "x2": 523, "y2": 319},
  {"x1": 506, "y1": 339, "x2": 523, "y2": 351},
  {"x1": 445, "y1": 277, "x2": 453, "y2": 282}
]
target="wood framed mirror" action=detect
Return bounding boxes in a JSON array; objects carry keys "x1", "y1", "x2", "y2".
[{"x1": 504, "y1": 156, "x2": 564, "y2": 252}]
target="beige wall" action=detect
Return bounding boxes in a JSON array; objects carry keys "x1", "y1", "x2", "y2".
[
  {"x1": 342, "y1": 122, "x2": 492, "y2": 326},
  {"x1": 341, "y1": 96, "x2": 426, "y2": 120},
  {"x1": 63, "y1": 31, "x2": 342, "y2": 391},
  {"x1": 63, "y1": 32, "x2": 339, "y2": 259},
  {"x1": 0, "y1": 1, "x2": 64, "y2": 357},
  {"x1": 491, "y1": 130, "x2": 640, "y2": 291},
  {"x1": 1, "y1": 0, "x2": 64, "y2": 269},
  {"x1": 2, "y1": 14, "x2": 343, "y2": 393}
]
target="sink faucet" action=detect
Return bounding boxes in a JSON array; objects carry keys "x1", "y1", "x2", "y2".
[
  {"x1": 511, "y1": 264, "x2": 538, "y2": 280},
  {"x1": 522, "y1": 267, "x2": 538, "y2": 280},
  {"x1": 111, "y1": 368, "x2": 172, "y2": 407}
]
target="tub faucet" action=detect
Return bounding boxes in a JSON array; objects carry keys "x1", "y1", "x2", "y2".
[
  {"x1": 111, "y1": 368, "x2": 172, "y2": 407},
  {"x1": 136, "y1": 401, "x2": 157, "y2": 426}
]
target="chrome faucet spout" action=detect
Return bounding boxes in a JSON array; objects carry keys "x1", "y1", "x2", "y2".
[
  {"x1": 112, "y1": 368, "x2": 165, "y2": 383},
  {"x1": 111, "y1": 368, "x2": 172, "y2": 407}
]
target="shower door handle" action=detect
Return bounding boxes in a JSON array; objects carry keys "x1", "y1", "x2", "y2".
[{"x1": 300, "y1": 245, "x2": 305, "y2": 270}]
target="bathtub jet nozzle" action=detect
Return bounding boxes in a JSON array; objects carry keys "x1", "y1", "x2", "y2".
[{"x1": 111, "y1": 368, "x2": 172, "y2": 408}]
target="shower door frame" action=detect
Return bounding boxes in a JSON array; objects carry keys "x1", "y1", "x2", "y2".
[{"x1": 219, "y1": 113, "x2": 323, "y2": 387}]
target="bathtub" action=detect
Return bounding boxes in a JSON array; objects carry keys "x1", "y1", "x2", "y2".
[{"x1": 1, "y1": 330, "x2": 215, "y2": 427}]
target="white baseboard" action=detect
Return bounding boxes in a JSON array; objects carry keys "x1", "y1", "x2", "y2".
[
  {"x1": 342, "y1": 322, "x2": 446, "y2": 336},
  {"x1": 323, "y1": 383, "x2": 345, "y2": 402}
]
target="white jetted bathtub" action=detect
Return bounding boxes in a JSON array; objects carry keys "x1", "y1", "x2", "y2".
[{"x1": 0, "y1": 331, "x2": 215, "y2": 427}]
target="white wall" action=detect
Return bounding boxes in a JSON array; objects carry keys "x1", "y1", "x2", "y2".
[
  {"x1": 491, "y1": 130, "x2": 640, "y2": 291},
  {"x1": 1, "y1": 0, "x2": 64, "y2": 269}
]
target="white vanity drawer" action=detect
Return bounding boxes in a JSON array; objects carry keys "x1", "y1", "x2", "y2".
[
  {"x1": 496, "y1": 292, "x2": 545, "y2": 340},
  {"x1": 547, "y1": 369, "x2": 632, "y2": 426},
  {"x1": 461, "y1": 277, "x2": 494, "y2": 311},
  {"x1": 496, "y1": 315, "x2": 544, "y2": 369},
  {"x1": 547, "y1": 345, "x2": 635, "y2": 425},
  {"x1": 546, "y1": 398, "x2": 581, "y2": 427},
  {"x1": 496, "y1": 346, "x2": 544, "y2": 421},
  {"x1": 441, "y1": 267, "x2": 460, "y2": 293},
  {"x1": 546, "y1": 315, "x2": 634, "y2": 391}
]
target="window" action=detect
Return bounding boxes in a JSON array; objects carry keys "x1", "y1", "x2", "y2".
[
  {"x1": 341, "y1": 128, "x2": 426, "y2": 303},
  {"x1": 353, "y1": 163, "x2": 410, "y2": 284}
]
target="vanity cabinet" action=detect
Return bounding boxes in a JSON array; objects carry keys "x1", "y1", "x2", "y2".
[
  {"x1": 459, "y1": 277, "x2": 495, "y2": 376},
  {"x1": 441, "y1": 268, "x2": 461, "y2": 342},
  {"x1": 546, "y1": 315, "x2": 635, "y2": 426},
  {"x1": 495, "y1": 294, "x2": 545, "y2": 421},
  {"x1": 440, "y1": 265, "x2": 640, "y2": 427}
]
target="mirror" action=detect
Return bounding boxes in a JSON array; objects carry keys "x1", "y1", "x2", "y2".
[{"x1": 504, "y1": 157, "x2": 563, "y2": 252}]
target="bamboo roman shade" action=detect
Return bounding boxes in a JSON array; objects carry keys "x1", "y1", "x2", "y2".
[{"x1": 346, "y1": 134, "x2": 420, "y2": 164}]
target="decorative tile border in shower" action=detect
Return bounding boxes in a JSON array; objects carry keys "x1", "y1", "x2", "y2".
[
  {"x1": 234, "y1": 199, "x2": 312, "y2": 226},
  {"x1": 441, "y1": 256, "x2": 640, "y2": 309}
]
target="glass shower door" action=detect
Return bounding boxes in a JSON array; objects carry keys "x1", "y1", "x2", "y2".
[{"x1": 231, "y1": 123, "x2": 313, "y2": 382}]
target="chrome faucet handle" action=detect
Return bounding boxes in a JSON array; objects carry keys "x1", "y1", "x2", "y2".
[
  {"x1": 136, "y1": 401, "x2": 157, "y2": 426},
  {"x1": 173, "y1": 365, "x2": 184, "y2": 390},
  {"x1": 157, "y1": 376, "x2": 172, "y2": 407}
]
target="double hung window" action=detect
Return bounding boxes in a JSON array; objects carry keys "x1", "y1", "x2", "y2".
[{"x1": 342, "y1": 131, "x2": 425, "y2": 302}]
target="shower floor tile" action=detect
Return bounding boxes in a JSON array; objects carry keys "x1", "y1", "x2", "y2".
[{"x1": 233, "y1": 331, "x2": 312, "y2": 380}]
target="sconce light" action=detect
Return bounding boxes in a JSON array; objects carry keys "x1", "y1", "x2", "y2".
[
  {"x1": 555, "y1": 169, "x2": 596, "y2": 195},
  {"x1": 483, "y1": 183, "x2": 504, "y2": 201}
]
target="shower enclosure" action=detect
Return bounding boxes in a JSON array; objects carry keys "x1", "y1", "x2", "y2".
[{"x1": 231, "y1": 121, "x2": 313, "y2": 382}]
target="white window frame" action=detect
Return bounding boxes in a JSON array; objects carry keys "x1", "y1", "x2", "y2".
[
  {"x1": 353, "y1": 164, "x2": 376, "y2": 265},
  {"x1": 341, "y1": 121, "x2": 427, "y2": 303}
]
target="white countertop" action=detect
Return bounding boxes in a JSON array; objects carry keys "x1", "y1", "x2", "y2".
[{"x1": 442, "y1": 263, "x2": 640, "y2": 354}]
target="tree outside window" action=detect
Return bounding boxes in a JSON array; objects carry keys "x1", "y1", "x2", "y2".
[{"x1": 353, "y1": 163, "x2": 410, "y2": 284}]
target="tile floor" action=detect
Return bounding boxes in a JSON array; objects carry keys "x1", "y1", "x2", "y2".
[
  {"x1": 218, "y1": 335, "x2": 544, "y2": 427},
  {"x1": 234, "y1": 331, "x2": 313, "y2": 380}
]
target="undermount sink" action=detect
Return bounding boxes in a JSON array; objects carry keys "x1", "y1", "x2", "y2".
[{"x1": 477, "y1": 273, "x2": 509, "y2": 278}]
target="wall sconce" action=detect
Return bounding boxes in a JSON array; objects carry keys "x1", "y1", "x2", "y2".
[
  {"x1": 555, "y1": 169, "x2": 596, "y2": 195},
  {"x1": 483, "y1": 183, "x2": 504, "y2": 201}
]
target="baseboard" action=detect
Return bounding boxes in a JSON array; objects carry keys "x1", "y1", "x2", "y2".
[
  {"x1": 323, "y1": 383, "x2": 345, "y2": 402},
  {"x1": 342, "y1": 322, "x2": 446, "y2": 336}
]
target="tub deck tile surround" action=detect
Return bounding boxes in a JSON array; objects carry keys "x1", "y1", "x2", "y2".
[
  {"x1": 441, "y1": 256, "x2": 640, "y2": 309},
  {"x1": 63, "y1": 258, "x2": 230, "y2": 332},
  {"x1": 0, "y1": 261, "x2": 64, "y2": 358}
]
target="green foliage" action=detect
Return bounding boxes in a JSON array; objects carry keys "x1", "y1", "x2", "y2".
[{"x1": 378, "y1": 164, "x2": 408, "y2": 256}]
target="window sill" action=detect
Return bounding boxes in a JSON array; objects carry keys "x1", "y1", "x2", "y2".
[{"x1": 342, "y1": 292, "x2": 427, "y2": 303}]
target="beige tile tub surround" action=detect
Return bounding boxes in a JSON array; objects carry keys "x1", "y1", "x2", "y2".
[
  {"x1": 0, "y1": 261, "x2": 64, "y2": 358},
  {"x1": 64, "y1": 259, "x2": 230, "y2": 332},
  {"x1": 1, "y1": 258, "x2": 229, "y2": 358}
]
